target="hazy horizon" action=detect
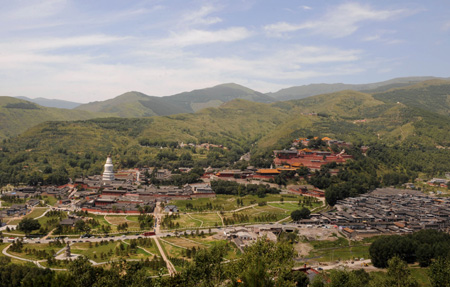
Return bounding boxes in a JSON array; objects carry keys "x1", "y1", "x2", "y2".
[{"x1": 1, "y1": 0, "x2": 449, "y2": 102}]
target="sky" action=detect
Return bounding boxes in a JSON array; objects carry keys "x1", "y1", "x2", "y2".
[{"x1": 1, "y1": 0, "x2": 449, "y2": 103}]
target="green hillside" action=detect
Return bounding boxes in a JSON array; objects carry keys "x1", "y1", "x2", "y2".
[
  {"x1": 0, "y1": 96, "x2": 101, "y2": 140},
  {"x1": 1, "y1": 90, "x2": 449, "y2": 186},
  {"x1": 162, "y1": 83, "x2": 276, "y2": 112},
  {"x1": 372, "y1": 80, "x2": 450, "y2": 116},
  {"x1": 268, "y1": 76, "x2": 441, "y2": 101},
  {"x1": 75, "y1": 91, "x2": 189, "y2": 117}
]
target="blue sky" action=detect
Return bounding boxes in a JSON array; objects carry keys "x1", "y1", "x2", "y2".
[{"x1": 1, "y1": 0, "x2": 449, "y2": 102}]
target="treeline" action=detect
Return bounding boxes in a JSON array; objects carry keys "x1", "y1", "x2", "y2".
[
  {"x1": 306, "y1": 156, "x2": 380, "y2": 206},
  {"x1": 0, "y1": 238, "x2": 305, "y2": 287},
  {"x1": 5, "y1": 102, "x2": 40, "y2": 109},
  {"x1": 210, "y1": 180, "x2": 281, "y2": 197},
  {"x1": 369, "y1": 229, "x2": 450, "y2": 268}
]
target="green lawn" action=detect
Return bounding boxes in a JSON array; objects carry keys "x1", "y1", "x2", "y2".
[
  {"x1": 409, "y1": 267, "x2": 432, "y2": 287},
  {"x1": 222, "y1": 205, "x2": 290, "y2": 224},
  {"x1": 269, "y1": 201, "x2": 322, "y2": 212},
  {"x1": 308, "y1": 245, "x2": 370, "y2": 262},
  {"x1": 169, "y1": 194, "x2": 308, "y2": 212},
  {"x1": 43, "y1": 196, "x2": 58, "y2": 206},
  {"x1": 8, "y1": 243, "x2": 63, "y2": 261},
  {"x1": 24, "y1": 208, "x2": 49, "y2": 219},
  {"x1": 160, "y1": 239, "x2": 186, "y2": 259},
  {"x1": 70, "y1": 240, "x2": 152, "y2": 263},
  {"x1": 308, "y1": 236, "x2": 349, "y2": 249},
  {"x1": 188, "y1": 213, "x2": 223, "y2": 227},
  {"x1": 123, "y1": 238, "x2": 161, "y2": 257}
]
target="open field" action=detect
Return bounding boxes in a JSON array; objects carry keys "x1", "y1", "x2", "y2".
[
  {"x1": 70, "y1": 241, "x2": 151, "y2": 263},
  {"x1": 42, "y1": 196, "x2": 58, "y2": 206},
  {"x1": 8, "y1": 243, "x2": 63, "y2": 261},
  {"x1": 0, "y1": 243, "x2": 37, "y2": 265},
  {"x1": 269, "y1": 201, "x2": 321, "y2": 212},
  {"x1": 222, "y1": 205, "x2": 290, "y2": 224},
  {"x1": 308, "y1": 245, "x2": 370, "y2": 263},
  {"x1": 6, "y1": 208, "x2": 49, "y2": 225},
  {"x1": 170, "y1": 194, "x2": 308, "y2": 212},
  {"x1": 188, "y1": 213, "x2": 223, "y2": 227},
  {"x1": 160, "y1": 239, "x2": 186, "y2": 259},
  {"x1": 104, "y1": 215, "x2": 141, "y2": 229},
  {"x1": 123, "y1": 238, "x2": 161, "y2": 257},
  {"x1": 163, "y1": 236, "x2": 206, "y2": 249}
]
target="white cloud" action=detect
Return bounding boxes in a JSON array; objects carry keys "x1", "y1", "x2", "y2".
[
  {"x1": 154, "y1": 27, "x2": 252, "y2": 47},
  {"x1": 0, "y1": 35, "x2": 127, "y2": 52},
  {"x1": 300, "y1": 5, "x2": 312, "y2": 10},
  {"x1": 182, "y1": 4, "x2": 223, "y2": 26},
  {"x1": 265, "y1": 2, "x2": 407, "y2": 38}
]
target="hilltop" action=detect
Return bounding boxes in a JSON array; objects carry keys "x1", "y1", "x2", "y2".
[
  {"x1": 372, "y1": 79, "x2": 450, "y2": 116},
  {"x1": 16, "y1": 96, "x2": 82, "y2": 109},
  {"x1": 160, "y1": 83, "x2": 276, "y2": 112},
  {"x1": 75, "y1": 91, "x2": 190, "y2": 117},
  {"x1": 267, "y1": 76, "x2": 445, "y2": 101},
  {"x1": 0, "y1": 96, "x2": 101, "y2": 139}
]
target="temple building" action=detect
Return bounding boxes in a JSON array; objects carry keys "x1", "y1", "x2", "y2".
[{"x1": 102, "y1": 156, "x2": 115, "y2": 182}]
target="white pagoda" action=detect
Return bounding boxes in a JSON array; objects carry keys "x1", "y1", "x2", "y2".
[{"x1": 102, "y1": 156, "x2": 115, "y2": 181}]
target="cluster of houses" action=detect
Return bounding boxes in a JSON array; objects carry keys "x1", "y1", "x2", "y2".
[
  {"x1": 298, "y1": 188, "x2": 450, "y2": 239},
  {"x1": 292, "y1": 136, "x2": 353, "y2": 149},
  {"x1": 0, "y1": 185, "x2": 70, "y2": 220},
  {"x1": 76, "y1": 182, "x2": 215, "y2": 214},
  {"x1": 273, "y1": 148, "x2": 353, "y2": 170},
  {"x1": 179, "y1": 142, "x2": 228, "y2": 150},
  {"x1": 427, "y1": 178, "x2": 450, "y2": 188}
]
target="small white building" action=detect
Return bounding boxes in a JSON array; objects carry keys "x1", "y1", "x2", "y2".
[{"x1": 102, "y1": 156, "x2": 115, "y2": 182}]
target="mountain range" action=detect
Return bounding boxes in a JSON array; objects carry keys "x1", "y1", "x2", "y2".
[
  {"x1": 1, "y1": 77, "x2": 449, "y2": 141},
  {"x1": 1, "y1": 78, "x2": 449, "y2": 182}
]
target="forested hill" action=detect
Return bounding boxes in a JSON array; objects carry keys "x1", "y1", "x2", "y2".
[
  {"x1": 0, "y1": 96, "x2": 101, "y2": 140},
  {"x1": 372, "y1": 79, "x2": 450, "y2": 116},
  {"x1": 75, "y1": 91, "x2": 190, "y2": 117},
  {"x1": 1, "y1": 89, "x2": 449, "y2": 186},
  {"x1": 267, "y1": 76, "x2": 442, "y2": 101},
  {"x1": 160, "y1": 83, "x2": 276, "y2": 112}
]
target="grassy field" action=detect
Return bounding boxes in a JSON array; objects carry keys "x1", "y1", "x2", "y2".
[
  {"x1": 0, "y1": 243, "x2": 37, "y2": 265},
  {"x1": 409, "y1": 267, "x2": 432, "y2": 287},
  {"x1": 70, "y1": 240, "x2": 152, "y2": 263},
  {"x1": 308, "y1": 245, "x2": 370, "y2": 262},
  {"x1": 221, "y1": 205, "x2": 290, "y2": 224},
  {"x1": 166, "y1": 214, "x2": 203, "y2": 230},
  {"x1": 123, "y1": 238, "x2": 161, "y2": 257},
  {"x1": 42, "y1": 196, "x2": 58, "y2": 206},
  {"x1": 163, "y1": 237, "x2": 206, "y2": 249},
  {"x1": 160, "y1": 239, "x2": 186, "y2": 258},
  {"x1": 269, "y1": 201, "x2": 322, "y2": 212},
  {"x1": 188, "y1": 213, "x2": 223, "y2": 227},
  {"x1": 308, "y1": 236, "x2": 349, "y2": 249},
  {"x1": 8, "y1": 243, "x2": 63, "y2": 261},
  {"x1": 170, "y1": 194, "x2": 308, "y2": 212},
  {"x1": 6, "y1": 208, "x2": 49, "y2": 225},
  {"x1": 162, "y1": 203, "x2": 294, "y2": 230},
  {"x1": 25, "y1": 208, "x2": 49, "y2": 218},
  {"x1": 370, "y1": 267, "x2": 432, "y2": 287},
  {"x1": 104, "y1": 215, "x2": 141, "y2": 229}
]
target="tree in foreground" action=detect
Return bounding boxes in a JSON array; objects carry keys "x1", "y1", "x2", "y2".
[
  {"x1": 428, "y1": 256, "x2": 450, "y2": 287},
  {"x1": 17, "y1": 218, "x2": 41, "y2": 236},
  {"x1": 228, "y1": 238, "x2": 296, "y2": 287},
  {"x1": 291, "y1": 208, "x2": 311, "y2": 221},
  {"x1": 369, "y1": 256, "x2": 418, "y2": 287}
]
